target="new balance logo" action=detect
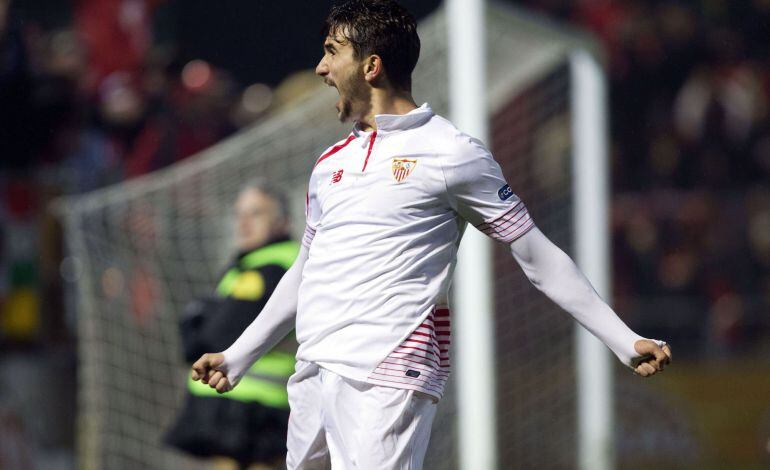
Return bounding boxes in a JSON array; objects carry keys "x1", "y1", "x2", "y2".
[{"x1": 332, "y1": 169, "x2": 344, "y2": 184}]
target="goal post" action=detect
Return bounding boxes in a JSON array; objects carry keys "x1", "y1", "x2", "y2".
[
  {"x1": 448, "y1": 3, "x2": 612, "y2": 470},
  {"x1": 570, "y1": 49, "x2": 613, "y2": 470},
  {"x1": 447, "y1": 1, "x2": 497, "y2": 470}
]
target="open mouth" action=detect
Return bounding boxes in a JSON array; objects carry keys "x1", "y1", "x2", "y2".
[
  {"x1": 323, "y1": 80, "x2": 341, "y2": 111},
  {"x1": 330, "y1": 85, "x2": 343, "y2": 113}
]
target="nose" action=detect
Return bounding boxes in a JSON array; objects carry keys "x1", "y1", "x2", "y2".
[{"x1": 316, "y1": 56, "x2": 328, "y2": 77}]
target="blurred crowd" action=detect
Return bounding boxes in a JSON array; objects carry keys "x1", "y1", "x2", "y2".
[
  {"x1": 0, "y1": 0, "x2": 322, "y2": 351},
  {"x1": 0, "y1": 0, "x2": 297, "y2": 186},
  {"x1": 520, "y1": 0, "x2": 770, "y2": 356}
]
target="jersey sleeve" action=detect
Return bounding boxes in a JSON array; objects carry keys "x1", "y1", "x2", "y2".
[
  {"x1": 303, "y1": 170, "x2": 320, "y2": 248},
  {"x1": 442, "y1": 135, "x2": 535, "y2": 243},
  {"x1": 203, "y1": 264, "x2": 286, "y2": 352}
]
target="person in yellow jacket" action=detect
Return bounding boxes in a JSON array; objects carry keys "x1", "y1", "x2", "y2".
[{"x1": 165, "y1": 181, "x2": 299, "y2": 470}]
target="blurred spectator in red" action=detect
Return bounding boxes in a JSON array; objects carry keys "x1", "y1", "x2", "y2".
[
  {"x1": 120, "y1": 57, "x2": 238, "y2": 177},
  {"x1": 74, "y1": 0, "x2": 164, "y2": 92}
]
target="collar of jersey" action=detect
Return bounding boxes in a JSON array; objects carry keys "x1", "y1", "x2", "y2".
[{"x1": 352, "y1": 102, "x2": 433, "y2": 137}]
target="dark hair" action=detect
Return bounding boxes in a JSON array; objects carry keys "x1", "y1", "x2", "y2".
[{"x1": 323, "y1": 0, "x2": 420, "y2": 91}]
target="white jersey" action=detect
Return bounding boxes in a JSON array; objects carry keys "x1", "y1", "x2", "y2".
[{"x1": 297, "y1": 103, "x2": 533, "y2": 400}]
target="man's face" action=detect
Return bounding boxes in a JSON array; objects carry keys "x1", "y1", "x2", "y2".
[
  {"x1": 315, "y1": 29, "x2": 371, "y2": 122},
  {"x1": 234, "y1": 189, "x2": 287, "y2": 252}
]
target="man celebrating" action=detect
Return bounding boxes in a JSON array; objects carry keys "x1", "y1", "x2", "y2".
[{"x1": 192, "y1": 1, "x2": 672, "y2": 468}]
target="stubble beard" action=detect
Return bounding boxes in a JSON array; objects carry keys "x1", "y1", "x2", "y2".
[
  {"x1": 336, "y1": 96, "x2": 353, "y2": 122},
  {"x1": 334, "y1": 83, "x2": 360, "y2": 123},
  {"x1": 330, "y1": 72, "x2": 369, "y2": 124}
]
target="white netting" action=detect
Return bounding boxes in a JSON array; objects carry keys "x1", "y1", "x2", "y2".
[
  {"x1": 488, "y1": 62, "x2": 576, "y2": 469},
  {"x1": 59, "y1": 5, "x2": 601, "y2": 470}
]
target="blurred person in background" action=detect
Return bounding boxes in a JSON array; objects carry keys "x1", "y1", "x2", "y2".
[{"x1": 165, "y1": 180, "x2": 300, "y2": 470}]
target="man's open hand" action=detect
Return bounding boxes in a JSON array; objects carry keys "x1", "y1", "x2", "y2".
[
  {"x1": 632, "y1": 339, "x2": 672, "y2": 377},
  {"x1": 191, "y1": 352, "x2": 233, "y2": 393}
]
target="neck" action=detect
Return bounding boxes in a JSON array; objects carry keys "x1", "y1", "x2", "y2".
[{"x1": 356, "y1": 88, "x2": 417, "y2": 132}]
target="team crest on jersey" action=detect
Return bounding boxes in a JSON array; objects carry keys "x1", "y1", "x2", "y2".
[{"x1": 392, "y1": 158, "x2": 417, "y2": 183}]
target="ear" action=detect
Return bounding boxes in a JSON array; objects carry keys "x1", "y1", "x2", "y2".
[{"x1": 363, "y1": 54, "x2": 383, "y2": 83}]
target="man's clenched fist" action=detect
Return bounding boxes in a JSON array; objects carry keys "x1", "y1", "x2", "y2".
[
  {"x1": 191, "y1": 352, "x2": 233, "y2": 393},
  {"x1": 632, "y1": 339, "x2": 672, "y2": 377}
]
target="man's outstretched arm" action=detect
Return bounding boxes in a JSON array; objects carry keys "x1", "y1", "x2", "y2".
[
  {"x1": 509, "y1": 226, "x2": 671, "y2": 376},
  {"x1": 191, "y1": 244, "x2": 309, "y2": 392}
]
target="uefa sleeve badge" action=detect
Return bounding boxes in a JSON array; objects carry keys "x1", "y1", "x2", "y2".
[{"x1": 392, "y1": 158, "x2": 417, "y2": 183}]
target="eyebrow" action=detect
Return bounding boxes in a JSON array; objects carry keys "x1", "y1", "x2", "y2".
[
  {"x1": 328, "y1": 31, "x2": 350, "y2": 46},
  {"x1": 324, "y1": 42, "x2": 336, "y2": 53},
  {"x1": 332, "y1": 33, "x2": 347, "y2": 44}
]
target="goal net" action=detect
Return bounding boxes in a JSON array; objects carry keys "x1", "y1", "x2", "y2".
[{"x1": 58, "y1": 4, "x2": 622, "y2": 469}]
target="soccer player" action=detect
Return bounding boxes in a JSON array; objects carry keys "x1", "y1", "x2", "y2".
[{"x1": 192, "y1": 1, "x2": 672, "y2": 468}]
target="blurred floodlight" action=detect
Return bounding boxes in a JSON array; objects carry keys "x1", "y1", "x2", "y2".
[
  {"x1": 182, "y1": 59, "x2": 212, "y2": 90},
  {"x1": 242, "y1": 83, "x2": 273, "y2": 114}
]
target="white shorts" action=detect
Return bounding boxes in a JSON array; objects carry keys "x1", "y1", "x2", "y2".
[{"x1": 286, "y1": 361, "x2": 438, "y2": 470}]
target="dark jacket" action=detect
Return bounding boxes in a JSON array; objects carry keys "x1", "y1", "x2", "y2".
[{"x1": 165, "y1": 237, "x2": 299, "y2": 465}]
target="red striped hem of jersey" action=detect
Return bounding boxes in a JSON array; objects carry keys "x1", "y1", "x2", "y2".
[
  {"x1": 371, "y1": 366, "x2": 448, "y2": 387},
  {"x1": 369, "y1": 368, "x2": 447, "y2": 390},
  {"x1": 369, "y1": 372, "x2": 447, "y2": 397},
  {"x1": 396, "y1": 347, "x2": 450, "y2": 364},
  {"x1": 378, "y1": 359, "x2": 451, "y2": 376},
  {"x1": 434, "y1": 308, "x2": 450, "y2": 317},
  {"x1": 314, "y1": 134, "x2": 355, "y2": 168},
  {"x1": 401, "y1": 337, "x2": 442, "y2": 353},
  {"x1": 396, "y1": 338, "x2": 449, "y2": 354},
  {"x1": 366, "y1": 306, "x2": 452, "y2": 399},
  {"x1": 404, "y1": 335, "x2": 448, "y2": 351},
  {"x1": 389, "y1": 350, "x2": 446, "y2": 369},
  {"x1": 301, "y1": 225, "x2": 317, "y2": 248},
  {"x1": 366, "y1": 376, "x2": 444, "y2": 399},
  {"x1": 410, "y1": 331, "x2": 433, "y2": 339},
  {"x1": 394, "y1": 344, "x2": 448, "y2": 360}
]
